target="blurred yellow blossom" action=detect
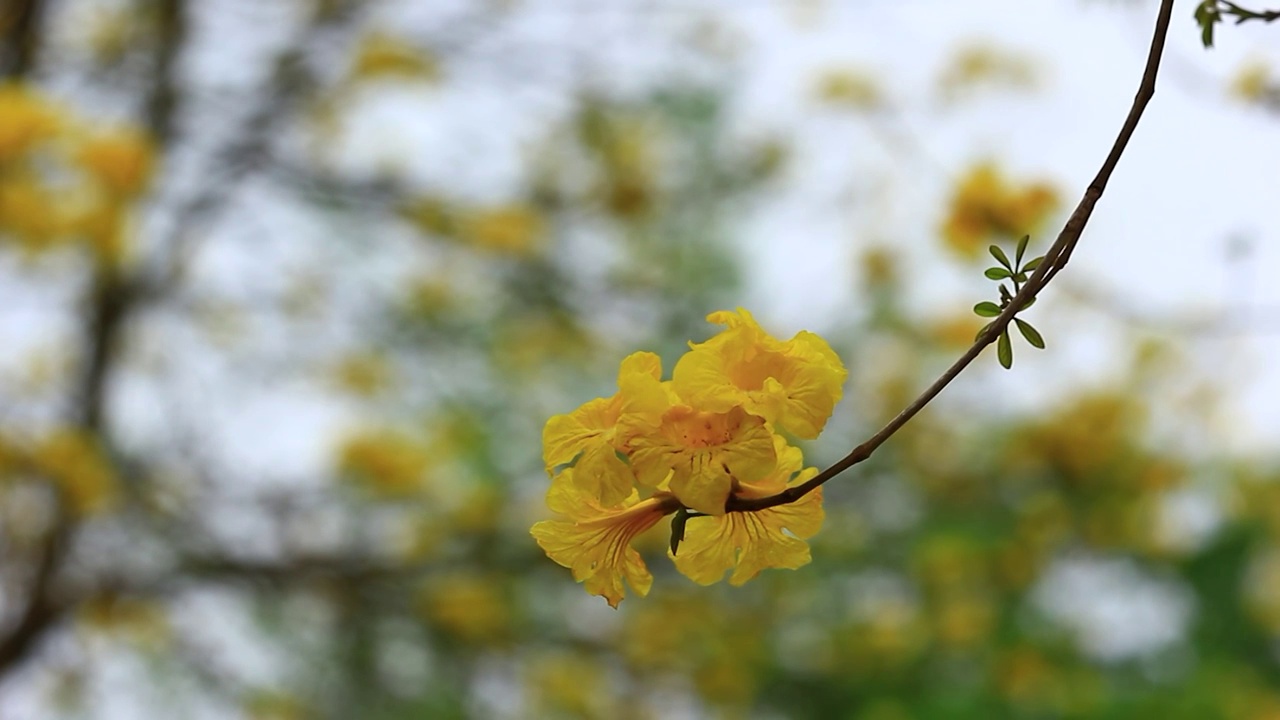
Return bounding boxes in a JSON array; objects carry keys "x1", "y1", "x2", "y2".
[
  {"x1": 933, "y1": 590, "x2": 996, "y2": 648},
  {"x1": 400, "y1": 197, "x2": 455, "y2": 237},
  {"x1": 77, "y1": 127, "x2": 156, "y2": 197},
  {"x1": 458, "y1": 203, "x2": 547, "y2": 255},
  {"x1": 419, "y1": 573, "x2": 511, "y2": 644},
  {"x1": 941, "y1": 161, "x2": 1058, "y2": 258},
  {"x1": 0, "y1": 176, "x2": 71, "y2": 249},
  {"x1": 404, "y1": 198, "x2": 547, "y2": 256},
  {"x1": 403, "y1": 275, "x2": 454, "y2": 317},
  {"x1": 31, "y1": 430, "x2": 118, "y2": 516},
  {"x1": 0, "y1": 84, "x2": 59, "y2": 162},
  {"x1": 928, "y1": 313, "x2": 987, "y2": 349},
  {"x1": 814, "y1": 67, "x2": 882, "y2": 109},
  {"x1": 352, "y1": 33, "x2": 441, "y2": 81},
  {"x1": 331, "y1": 352, "x2": 392, "y2": 397},
  {"x1": 1232, "y1": 59, "x2": 1273, "y2": 104},
  {"x1": 244, "y1": 692, "x2": 310, "y2": 720},
  {"x1": 78, "y1": 594, "x2": 169, "y2": 647},
  {"x1": 938, "y1": 43, "x2": 1038, "y2": 102},
  {"x1": 525, "y1": 651, "x2": 612, "y2": 717},
  {"x1": 579, "y1": 109, "x2": 656, "y2": 219},
  {"x1": 77, "y1": 203, "x2": 132, "y2": 269},
  {"x1": 337, "y1": 430, "x2": 431, "y2": 497}
]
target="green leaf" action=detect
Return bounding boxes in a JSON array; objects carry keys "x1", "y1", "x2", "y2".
[
  {"x1": 997, "y1": 330, "x2": 1013, "y2": 369},
  {"x1": 984, "y1": 267, "x2": 1012, "y2": 281},
  {"x1": 1015, "y1": 234, "x2": 1030, "y2": 264},
  {"x1": 1023, "y1": 256, "x2": 1043, "y2": 272},
  {"x1": 989, "y1": 244, "x2": 1012, "y2": 270},
  {"x1": 973, "y1": 301, "x2": 1002, "y2": 318},
  {"x1": 999, "y1": 284, "x2": 1013, "y2": 303},
  {"x1": 1196, "y1": 1, "x2": 1218, "y2": 47},
  {"x1": 1023, "y1": 296, "x2": 1036, "y2": 308},
  {"x1": 1015, "y1": 318, "x2": 1045, "y2": 349},
  {"x1": 669, "y1": 508, "x2": 690, "y2": 555},
  {"x1": 1014, "y1": 272, "x2": 1028, "y2": 283},
  {"x1": 975, "y1": 322, "x2": 992, "y2": 341}
]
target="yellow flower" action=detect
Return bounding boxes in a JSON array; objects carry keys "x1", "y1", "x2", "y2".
[
  {"x1": 542, "y1": 351, "x2": 665, "y2": 506},
  {"x1": 814, "y1": 67, "x2": 882, "y2": 109},
  {"x1": 418, "y1": 573, "x2": 510, "y2": 644},
  {"x1": 673, "y1": 308, "x2": 847, "y2": 440},
  {"x1": 938, "y1": 44, "x2": 1037, "y2": 103},
  {"x1": 77, "y1": 128, "x2": 155, "y2": 197},
  {"x1": 0, "y1": 84, "x2": 58, "y2": 162},
  {"x1": 671, "y1": 435, "x2": 824, "y2": 585},
  {"x1": 458, "y1": 203, "x2": 546, "y2": 256},
  {"x1": 1232, "y1": 59, "x2": 1272, "y2": 103},
  {"x1": 627, "y1": 404, "x2": 777, "y2": 515},
  {"x1": 0, "y1": 176, "x2": 68, "y2": 248},
  {"x1": 941, "y1": 162, "x2": 1058, "y2": 258},
  {"x1": 352, "y1": 32, "x2": 441, "y2": 81},
  {"x1": 530, "y1": 474, "x2": 678, "y2": 607},
  {"x1": 337, "y1": 430, "x2": 431, "y2": 497},
  {"x1": 331, "y1": 352, "x2": 392, "y2": 396},
  {"x1": 31, "y1": 430, "x2": 118, "y2": 516}
]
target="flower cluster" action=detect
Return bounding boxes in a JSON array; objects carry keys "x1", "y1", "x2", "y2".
[{"x1": 532, "y1": 309, "x2": 847, "y2": 607}]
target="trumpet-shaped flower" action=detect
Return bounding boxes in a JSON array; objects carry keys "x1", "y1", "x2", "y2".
[
  {"x1": 672, "y1": 436, "x2": 824, "y2": 585},
  {"x1": 627, "y1": 404, "x2": 776, "y2": 516},
  {"x1": 542, "y1": 351, "x2": 665, "y2": 506},
  {"x1": 530, "y1": 472, "x2": 678, "y2": 607},
  {"x1": 673, "y1": 309, "x2": 846, "y2": 439}
]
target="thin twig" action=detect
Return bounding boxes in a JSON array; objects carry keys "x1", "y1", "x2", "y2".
[
  {"x1": 1220, "y1": 1, "x2": 1280, "y2": 23},
  {"x1": 727, "y1": 0, "x2": 1176, "y2": 513}
]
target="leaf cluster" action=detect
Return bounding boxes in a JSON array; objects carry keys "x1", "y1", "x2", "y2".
[
  {"x1": 972, "y1": 235, "x2": 1045, "y2": 369},
  {"x1": 1195, "y1": 0, "x2": 1280, "y2": 47}
]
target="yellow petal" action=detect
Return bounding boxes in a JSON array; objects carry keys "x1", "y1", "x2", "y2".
[
  {"x1": 673, "y1": 310, "x2": 847, "y2": 439},
  {"x1": 541, "y1": 395, "x2": 635, "y2": 506},
  {"x1": 628, "y1": 406, "x2": 776, "y2": 515},
  {"x1": 542, "y1": 396, "x2": 619, "y2": 470},
  {"x1": 531, "y1": 492, "x2": 674, "y2": 607},
  {"x1": 672, "y1": 437, "x2": 824, "y2": 585}
]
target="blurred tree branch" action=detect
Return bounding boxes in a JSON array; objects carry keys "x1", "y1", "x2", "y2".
[
  {"x1": 146, "y1": 1, "x2": 365, "y2": 298},
  {"x1": 0, "y1": 0, "x2": 373, "y2": 682},
  {"x1": 146, "y1": 0, "x2": 188, "y2": 146},
  {"x1": 727, "y1": 0, "x2": 1176, "y2": 513},
  {"x1": 0, "y1": 0, "x2": 45, "y2": 78}
]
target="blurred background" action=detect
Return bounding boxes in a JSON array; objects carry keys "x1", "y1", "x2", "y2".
[{"x1": 1, "y1": 0, "x2": 1279, "y2": 717}]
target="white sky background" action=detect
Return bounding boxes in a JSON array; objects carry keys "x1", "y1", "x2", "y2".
[
  {"x1": 340, "y1": 0, "x2": 1280, "y2": 458},
  {"x1": 718, "y1": 0, "x2": 1280, "y2": 454}
]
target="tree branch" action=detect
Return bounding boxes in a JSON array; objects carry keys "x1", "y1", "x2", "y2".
[
  {"x1": 0, "y1": 0, "x2": 46, "y2": 79},
  {"x1": 727, "y1": 0, "x2": 1176, "y2": 513}
]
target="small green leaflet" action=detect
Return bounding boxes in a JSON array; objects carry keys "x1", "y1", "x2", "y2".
[
  {"x1": 1015, "y1": 318, "x2": 1045, "y2": 349},
  {"x1": 974, "y1": 301, "x2": 1001, "y2": 318},
  {"x1": 989, "y1": 244, "x2": 1012, "y2": 270},
  {"x1": 997, "y1": 330, "x2": 1013, "y2": 369}
]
